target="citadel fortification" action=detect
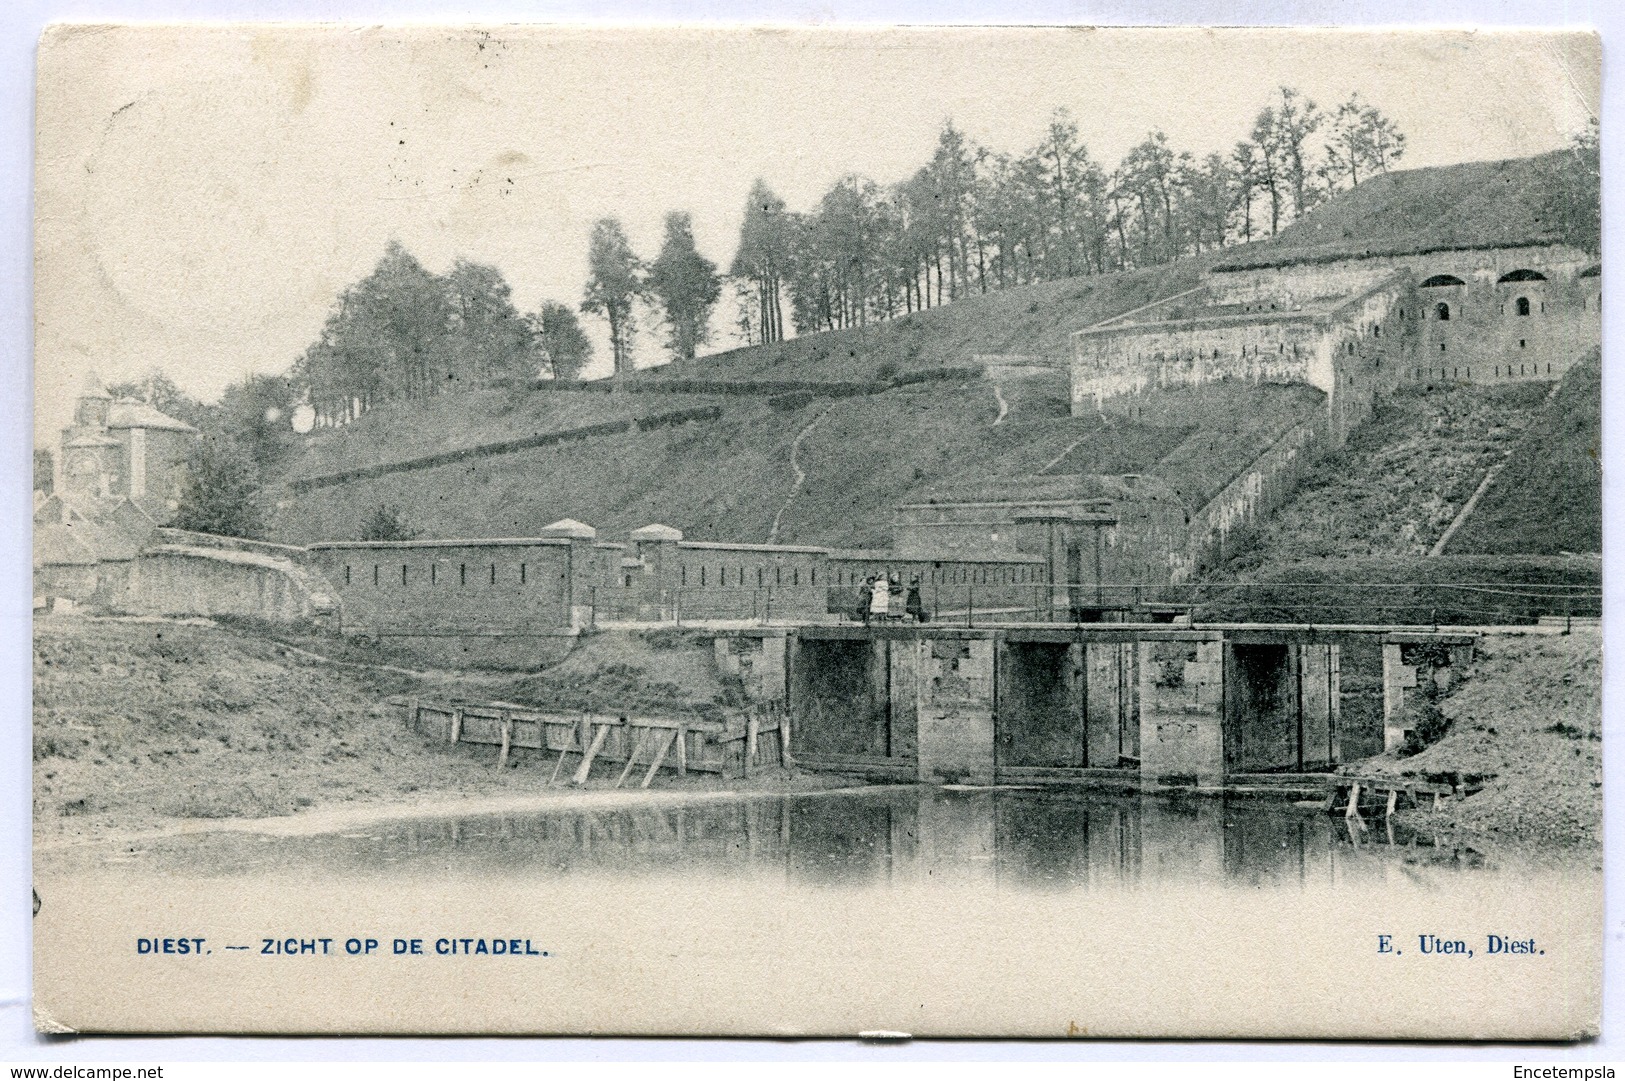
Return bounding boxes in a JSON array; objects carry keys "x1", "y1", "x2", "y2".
[{"x1": 34, "y1": 228, "x2": 1601, "y2": 652}]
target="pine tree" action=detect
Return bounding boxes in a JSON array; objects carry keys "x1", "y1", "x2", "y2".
[
  {"x1": 647, "y1": 211, "x2": 722, "y2": 363},
  {"x1": 445, "y1": 258, "x2": 537, "y2": 385},
  {"x1": 729, "y1": 180, "x2": 791, "y2": 345},
  {"x1": 580, "y1": 218, "x2": 645, "y2": 375}
]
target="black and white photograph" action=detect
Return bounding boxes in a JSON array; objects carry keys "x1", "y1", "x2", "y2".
[{"x1": 26, "y1": 24, "x2": 1605, "y2": 1038}]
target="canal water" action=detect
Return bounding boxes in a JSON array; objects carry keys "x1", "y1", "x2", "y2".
[
  {"x1": 33, "y1": 787, "x2": 1600, "y2": 1037},
  {"x1": 41, "y1": 785, "x2": 1494, "y2": 889}
]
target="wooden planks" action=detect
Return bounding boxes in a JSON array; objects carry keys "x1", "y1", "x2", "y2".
[
  {"x1": 1330, "y1": 775, "x2": 1470, "y2": 818},
  {"x1": 394, "y1": 694, "x2": 758, "y2": 779},
  {"x1": 641, "y1": 730, "x2": 678, "y2": 789},
  {"x1": 572, "y1": 723, "x2": 611, "y2": 786},
  {"x1": 614, "y1": 728, "x2": 649, "y2": 788}
]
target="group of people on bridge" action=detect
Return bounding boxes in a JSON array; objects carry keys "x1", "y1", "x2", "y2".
[{"x1": 859, "y1": 572, "x2": 928, "y2": 624}]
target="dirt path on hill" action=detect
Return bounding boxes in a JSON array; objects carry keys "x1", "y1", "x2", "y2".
[
  {"x1": 767, "y1": 407, "x2": 829, "y2": 543},
  {"x1": 991, "y1": 379, "x2": 1009, "y2": 425}
]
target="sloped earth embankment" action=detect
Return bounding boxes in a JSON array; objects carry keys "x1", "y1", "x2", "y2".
[
  {"x1": 1348, "y1": 631, "x2": 1601, "y2": 853},
  {"x1": 1219, "y1": 381, "x2": 1553, "y2": 570},
  {"x1": 32, "y1": 618, "x2": 762, "y2": 846}
]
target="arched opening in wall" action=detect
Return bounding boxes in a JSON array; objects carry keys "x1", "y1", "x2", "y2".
[
  {"x1": 1516, "y1": 296, "x2": 1531, "y2": 316},
  {"x1": 1420, "y1": 274, "x2": 1467, "y2": 288},
  {"x1": 1497, "y1": 268, "x2": 1547, "y2": 283},
  {"x1": 1434, "y1": 302, "x2": 1451, "y2": 321}
]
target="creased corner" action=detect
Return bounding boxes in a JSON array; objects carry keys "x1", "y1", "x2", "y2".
[{"x1": 33, "y1": 1002, "x2": 79, "y2": 1035}]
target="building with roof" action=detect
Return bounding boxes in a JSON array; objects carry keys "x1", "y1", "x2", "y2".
[{"x1": 53, "y1": 372, "x2": 197, "y2": 520}]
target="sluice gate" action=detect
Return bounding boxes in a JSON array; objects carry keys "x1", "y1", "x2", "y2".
[{"x1": 785, "y1": 623, "x2": 1475, "y2": 794}]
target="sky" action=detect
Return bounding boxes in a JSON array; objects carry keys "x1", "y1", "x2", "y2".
[{"x1": 32, "y1": 25, "x2": 1600, "y2": 445}]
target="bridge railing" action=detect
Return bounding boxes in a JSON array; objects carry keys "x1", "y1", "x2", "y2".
[{"x1": 584, "y1": 579, "x2": 1601, "y2": 628}]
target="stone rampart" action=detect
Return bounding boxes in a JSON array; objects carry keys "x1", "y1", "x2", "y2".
[{"x1": 113, "y1": 545, "x2": 339, "y2": 625}]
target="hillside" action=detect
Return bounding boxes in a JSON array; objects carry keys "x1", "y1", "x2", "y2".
[
  {"x1": 270, "y1": 374, "x2": 1323, "y2": 548},
  {"x1": 1444, "y1": 351, "x2": 1602, "y2": 555},
  {"x1": 1359, "y1": 630, "x2": 1602, "y2": 851},
  {"x1": 263, "y1": 150, "x2": 1591, "y2": 556},
  {"x1": 267, "y1": 253, "x2": 1330, "y2": 548},
  {"x1": 1214, "y1": 380, "x2": 1554, "y2": 570},
  {"x1": 276, "y1": 258, "x2": 1211, "y2": 488},
  {"x1": 1212, "y1": 151, "x2": 1578, "y2": 270},
  {"x1": 651, "y1": 261, "x2": 1210, "y2": 383},
  {"x1": 287, "y1": 389, "x2": 728, "y2": 483}
]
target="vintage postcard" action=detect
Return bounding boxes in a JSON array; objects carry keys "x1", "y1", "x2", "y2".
[{"x1": 31, "y1": 25, "x2": 1602, "y2": 1037}]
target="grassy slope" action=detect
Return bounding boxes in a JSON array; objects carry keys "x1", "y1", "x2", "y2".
[
  {"x1": 1445, "y1": 352, "x2": 1602, "y2": 555},
  {"x1": 655, "y1": 261, "x2": 1211, "y2": 382},
  {"x1": 1213, "y1": 152, "x2": 1573, "y2": 269},
  {"x1": 270, "y1": 378, "x2": 1323, "y2": 548},
  {"x1": 1216, "y1": 381, "x2": 1554, "y2": 570},
  {"x1": 276, "y1": 260, "x2": 1210, "y2": 491},
  {"x1": 1360, "y1": 631, "x2": 1601, "y2": 850},
  {"x1": 33, "y1": 618, "x2": 747, "y2": 842},
  {"x1": 287, "y1": 389, "x2": 726, "y2": 482},
  {"x1": 267, "y1": 251, "x2": 1328, "y2": 548},
  {"x1": 1205, "y1": 356, "x2": 1601, "y2": 618},
  {"x1": 265, "y1": 151, "x2": 1588, "y2": 554},
  {"x1": 1194, "y1": 554, "x2": 1600, "y2": 625}
]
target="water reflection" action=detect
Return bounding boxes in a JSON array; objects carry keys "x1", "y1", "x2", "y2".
[{"x1": 77, "y1": 788, "x2": 1492, "y2": 890}]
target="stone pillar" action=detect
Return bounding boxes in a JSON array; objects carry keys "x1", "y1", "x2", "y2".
[
  {"x1": 1382, "y1": 637, "x2": 1474, "y2": 752},
  {"x1": 542, "y1": 519, "x2": 599, "y2": 631},
  {"x1": 715, "y1": 633, "x2": 788, "y2": 703},
  {"x1": 629, "y1": 523, "x2": 684, "y2": 622},
  {"x1": 1013, "y1": 510, "x2": 1071, "y2": 618},
  {"x1": 887, "y1": 635, "x2": 919, "y2": 760},
  {"x1": 1296, "y1": 643, "x2": 1341, "y2": 768},
  {"x1": 1381, "y1": 642, "x2": 1415, "y2": 753},
  {"x1": 1138, "y1": 635, "x2": 1225, "y2": 788},
  {"x1": 757, "y1": 634, "x2": 787, "y2": 702},
  {"x1": 1084, "y1": 641, "x2": 1130, "y2": 767},
  {"x1": 916, "y1": 635, "x2": 995, "y2": 785}
]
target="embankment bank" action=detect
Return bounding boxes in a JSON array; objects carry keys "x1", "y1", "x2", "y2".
[
  {"x1": 32, "y1": 617, "x2": 803, "y2": 847},
  {"x1": 1348, "y1": 629, "x2": 1601, "y2": 858}
]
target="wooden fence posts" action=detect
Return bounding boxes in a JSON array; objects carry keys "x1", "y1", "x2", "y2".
[{"x1": 397, "y1": 695, "x2": 785, "y2": 785}]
